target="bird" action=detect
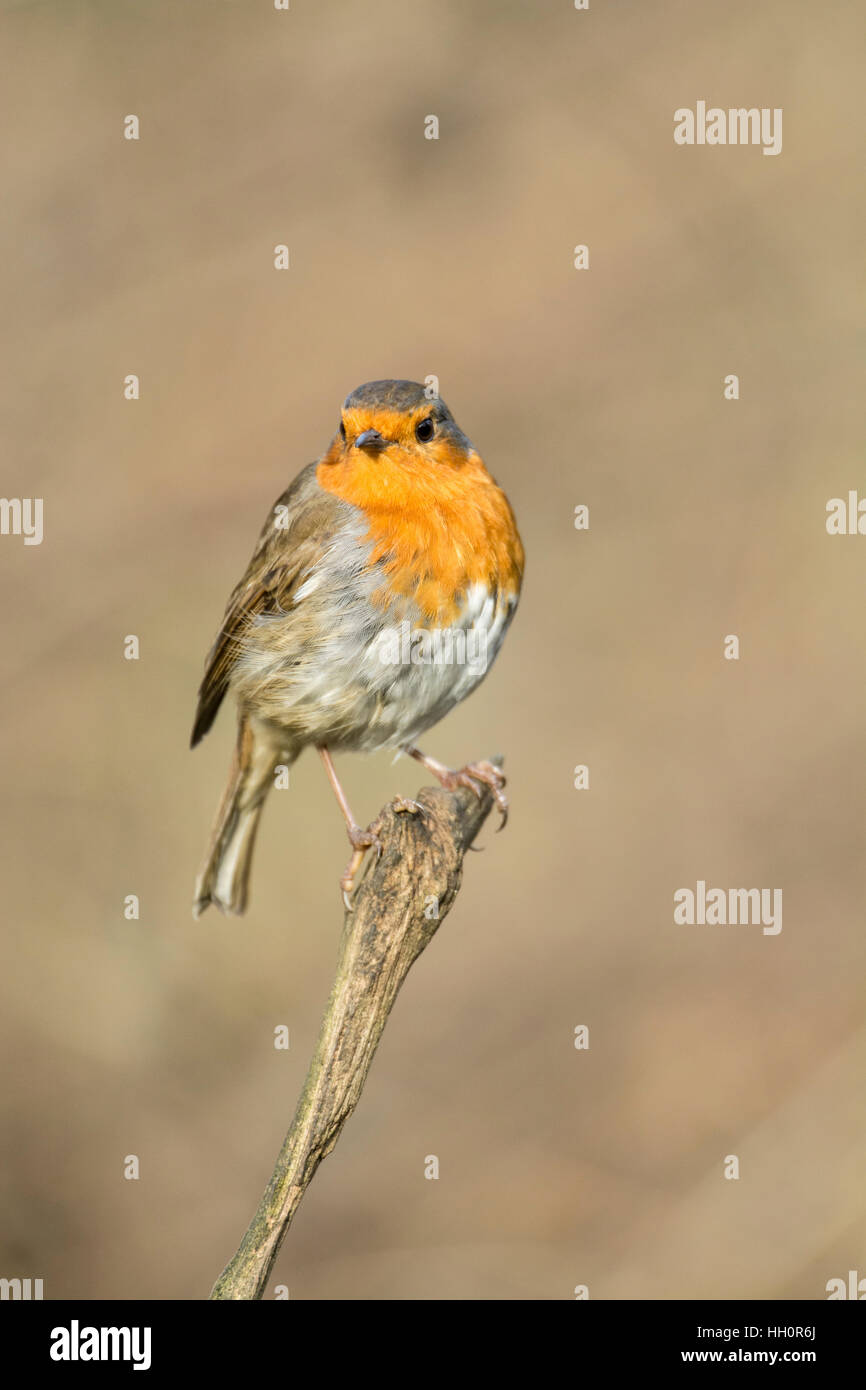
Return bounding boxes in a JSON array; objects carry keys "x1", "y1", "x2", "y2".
[{"x1": 191, "y1": 379, "x2": 524, "y2": 916}]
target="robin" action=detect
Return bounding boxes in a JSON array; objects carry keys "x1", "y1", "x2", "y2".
[{"x1": 191, "y1": 379, "x2": 524, "y2": 916}]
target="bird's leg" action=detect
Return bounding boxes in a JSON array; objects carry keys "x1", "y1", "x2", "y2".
[
  {"x1": 318, "y1": 747, "x2": 422, "y2": 909},
  {"x1": 318, "y1": 747, "x2": 382, "y2": 908},
  {"x1": 405, "y1": 746, "x2": 508, "y2": 828}
]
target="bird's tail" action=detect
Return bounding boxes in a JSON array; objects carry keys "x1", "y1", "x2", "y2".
[{"x1": 193, "y1": 716, "x2": 286, "y2": 918}]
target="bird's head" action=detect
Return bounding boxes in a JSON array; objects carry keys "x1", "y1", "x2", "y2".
[{"x1": 320, "y1": 380, "x2": 477, "y2": 487}]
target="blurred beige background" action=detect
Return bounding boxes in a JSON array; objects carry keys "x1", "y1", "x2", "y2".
[{"x1": 1, "y1": 0, "x2": 863, "y2": 1300}]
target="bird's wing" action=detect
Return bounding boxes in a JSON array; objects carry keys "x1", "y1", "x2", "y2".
[{"x1": 190, "y1": 463, "x2": 351, "y2": 746}]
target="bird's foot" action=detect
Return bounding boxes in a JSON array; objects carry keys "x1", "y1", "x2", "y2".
[
  {"x1": 340, "y1": 798, "x2": 426, "y2": 909},
  {"x1": 407, "y1": 749, "x2": 508, "y2": 829},
  {"x1": 341, "y1": 819, "x2": 384, "y2": 911}
]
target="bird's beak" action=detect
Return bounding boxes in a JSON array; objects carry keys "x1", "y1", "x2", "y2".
[{"x1": 354, "y1": 429, "x2": 388, "y2": 453}]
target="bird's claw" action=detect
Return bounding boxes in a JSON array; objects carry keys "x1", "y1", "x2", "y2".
[
  {"x1": 338, "y1": 781, "x2": 478, "y2": 911},
  {"x1": 340, "y1": 820, "x2": 385, "y2": 910},
  {"x1": 450, "y1": 761, "x2": 508, "y2": 828}
]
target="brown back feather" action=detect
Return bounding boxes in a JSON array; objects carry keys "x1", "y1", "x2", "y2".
[{"x1": 190, "y1": 463, "x2": 350, "y2": 746}]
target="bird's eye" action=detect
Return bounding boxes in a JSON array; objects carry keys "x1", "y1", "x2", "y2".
[
  {"x1": 339, "y1": 421, "x2": 346, "y2": 441},
  {"x1": 415, "y1": 417, "x2": 435, "y2": 443}
]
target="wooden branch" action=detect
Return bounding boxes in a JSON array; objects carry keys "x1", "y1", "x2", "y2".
[{"x1": 209, "y1": 758, "x2": 502, "y2": 1300}]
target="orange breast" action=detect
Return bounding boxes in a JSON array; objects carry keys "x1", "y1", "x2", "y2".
[{"x1": 316, "y1": 441, "x2": 523, "y2": 624}]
